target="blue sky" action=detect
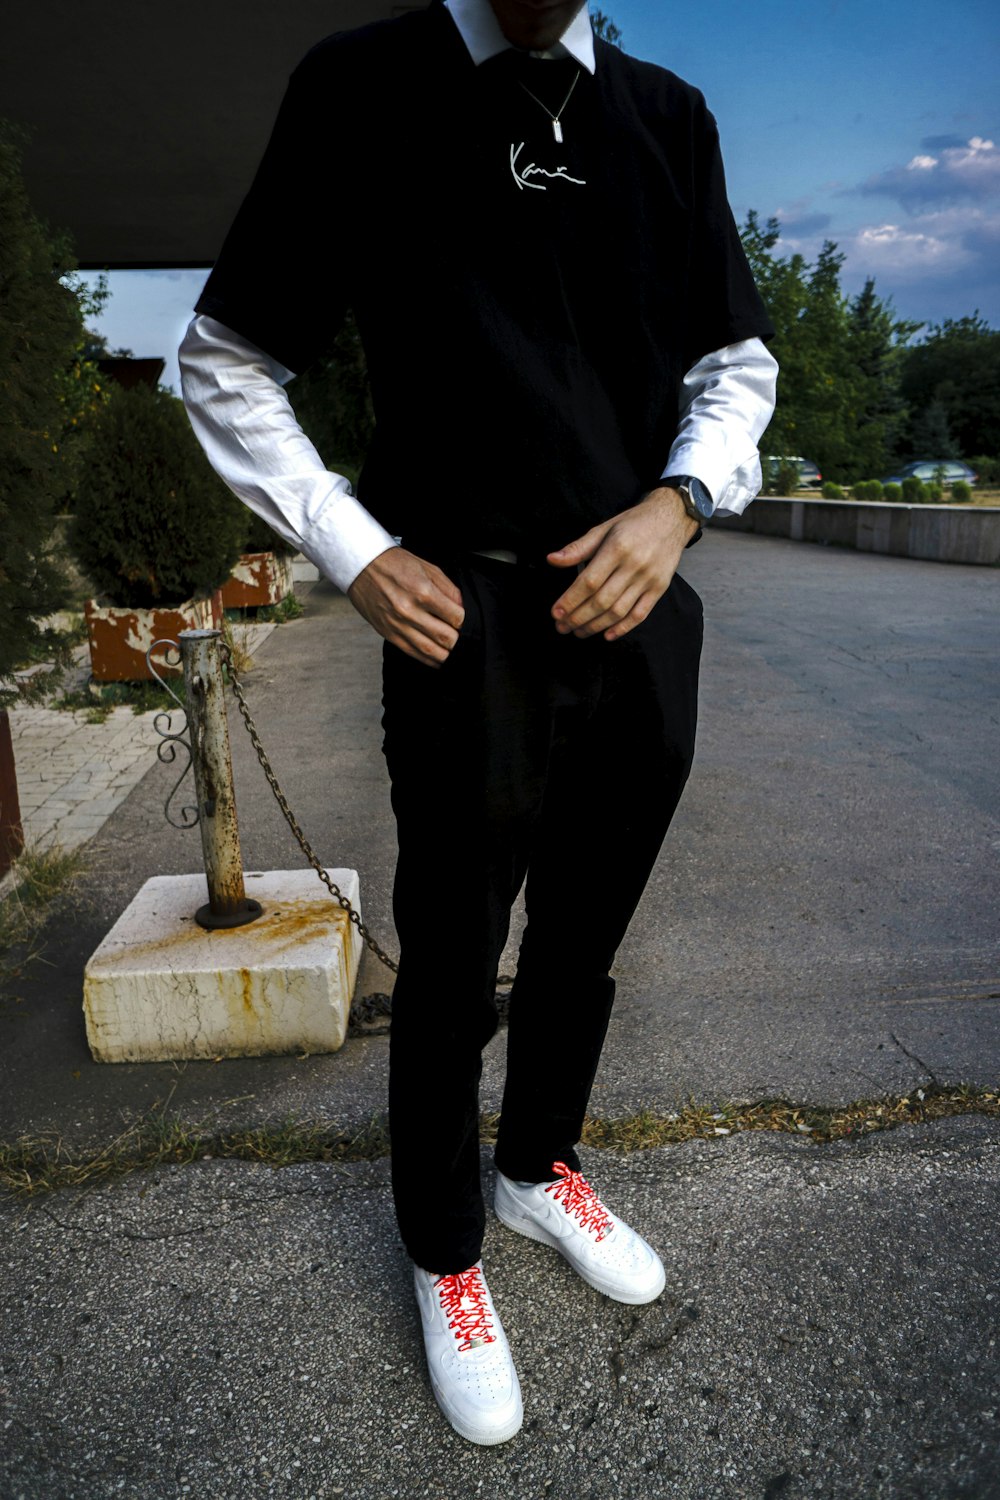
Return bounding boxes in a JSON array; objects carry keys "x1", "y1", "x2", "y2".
[{"x1": 83, "y1": 0, "x2": 1000, "y2": 392}]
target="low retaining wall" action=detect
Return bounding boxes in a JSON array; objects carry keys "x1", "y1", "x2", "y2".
[{"x1": 712, "y1": 497, "x2": 1000, "y2": 565}]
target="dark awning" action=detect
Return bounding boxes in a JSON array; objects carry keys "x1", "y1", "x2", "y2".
[{"x1": 2, "y1": 2, "x2": 419, "y2": 267}]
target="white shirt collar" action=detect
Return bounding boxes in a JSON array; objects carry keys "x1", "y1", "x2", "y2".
[{"x1": 443, "y1": 0, "x2": 596, "y2": 74}]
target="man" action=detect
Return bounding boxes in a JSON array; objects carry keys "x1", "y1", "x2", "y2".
[{"x1": 181, "y1": 0, "x2": 776, "y2": 1446}]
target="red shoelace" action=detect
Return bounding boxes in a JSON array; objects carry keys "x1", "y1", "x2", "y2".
[
  {"x1": 435, "y1": 1268, "x2": 497, "y2": 1352},
  {"x1": 546, "y1": 1161, "x2": 614, "y2": 1242}
]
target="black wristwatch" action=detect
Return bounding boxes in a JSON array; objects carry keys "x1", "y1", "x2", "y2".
[{"x1": 661, "y1": 475, "x2": 715, "y2": 523}]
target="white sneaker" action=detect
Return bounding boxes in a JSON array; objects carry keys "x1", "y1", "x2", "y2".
[
  {"x1": 413, "y1": 1260, "x2": 523, "y2": 1445},
  {"x1": 495, "y1": 1160, "x2": 666, "y2": 1305}
]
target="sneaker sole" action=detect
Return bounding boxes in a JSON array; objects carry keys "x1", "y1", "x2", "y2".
[
  {"x1": 427, "y1": 1375, "x2": 524, "y2": 1446},
  {"x1": 494, "y1": 1199, "x2": 666, "y2": 1306}
]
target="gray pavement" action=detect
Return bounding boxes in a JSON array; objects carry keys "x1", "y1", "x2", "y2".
[
  {"x1": 1, "y1": 531, "x2": 999, "y2": 1497},
  {"x1": 2, "y1": 1121, "x2": 998, "y2": 1500}
]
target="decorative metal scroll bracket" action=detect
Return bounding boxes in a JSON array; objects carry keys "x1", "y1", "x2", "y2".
[
  {"x1": 147, "y1": 638, "x2": 199, "y2": 830},
  {"x1": 147, "y1": 631, "x2": 263, "y2": 932}
]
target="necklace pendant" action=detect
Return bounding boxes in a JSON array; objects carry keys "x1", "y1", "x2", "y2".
[{"x1": 552, "y1": 118, "x2": 564, "y2": 144}]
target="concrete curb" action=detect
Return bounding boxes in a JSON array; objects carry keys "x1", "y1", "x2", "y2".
[{"x1": 713, "y1": 496, "x2": 1000, "y2": 564}]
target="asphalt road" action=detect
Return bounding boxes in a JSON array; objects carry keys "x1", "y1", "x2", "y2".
[{"x1": 2, "y1": 530, "x2": 997, "y2": 1144}]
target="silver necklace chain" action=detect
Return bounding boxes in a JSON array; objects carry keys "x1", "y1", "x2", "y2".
[{"x1": 518, "y1": 67, "x2": 581, "y2": 144}]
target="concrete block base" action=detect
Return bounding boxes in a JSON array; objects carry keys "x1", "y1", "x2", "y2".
[{"x1": 83, "y1": 869, "x2": 363, "y2": 1062}]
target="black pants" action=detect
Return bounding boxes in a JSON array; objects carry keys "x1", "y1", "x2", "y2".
[{"x1": 381, "y1": 552, "x2": 703, "y2": 1274}]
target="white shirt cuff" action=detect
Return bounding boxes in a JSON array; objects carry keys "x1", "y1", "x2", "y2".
[
  {"x1": 662, "y1": 338, "x2": 778, "y2": 516},
  {"x1": 179, "y1": 314, "x2": 397, "y2": 592}
]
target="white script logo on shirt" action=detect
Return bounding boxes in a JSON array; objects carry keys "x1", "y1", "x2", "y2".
[{"x1": 509, "y1": 141, "x2": 587, "y2": 192}]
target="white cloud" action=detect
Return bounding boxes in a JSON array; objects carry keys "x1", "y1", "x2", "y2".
[
  {"x1": 858, "y1": 135, "x2": 1000, "y2": 209},
  {"x1": 853, "y1": 221, "x2": 969, "y2": 276},
  {"x1": 847, "y1": 205, "x2": 999, "y2": 283}
]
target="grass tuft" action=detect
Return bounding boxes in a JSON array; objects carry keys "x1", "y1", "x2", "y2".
[
  {"x1": 0, "y1": 844, "x2": 87, "y2": 979},
  {"x1": 54, "y1": 678, "x2": 188, "y2": 719},
  {"x1": 257, "y1": 593, "x2": 304, "y2": 625},
  {"x1": 0, "y1": 1085, "x2": 996, "y2": 1200}
]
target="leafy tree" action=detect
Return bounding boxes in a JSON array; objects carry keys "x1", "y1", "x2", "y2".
[
  {"x1": 55, "y1": 275, "x2": 115, "y2": 507},
  {"x1": 590, "y1": 9, "x2": 624, "y2": 47},
  {"x1": 70, "y1": 383, "x2": 248, "y2": 608},
  {"x1": 846, "y1": 278, "x2": 920, "y2": 479},
  {"x1": 899, "y1": 316, "x2": 1000, "y2": 459},
  {"x1": 741, "y1": 212, "x2": 917, "y2": 482},
  {"x1": 908, "y1": 398, "x2": 960, "y2": 460},
  {"x1": 0, "y1": 121, "x2": 80, "y2": 705}
]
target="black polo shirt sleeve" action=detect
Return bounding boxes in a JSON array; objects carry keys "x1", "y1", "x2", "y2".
[
  {"x1": 195, "y1": 47, "x2": 350, "y2": 375},
  {"x1": 682, "y1": 93, "x2": 775, "y2": 366}
]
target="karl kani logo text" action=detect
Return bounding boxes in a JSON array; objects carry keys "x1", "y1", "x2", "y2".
[{"x1": 509, "y1": 141, "x2": 587, "y2": 192}]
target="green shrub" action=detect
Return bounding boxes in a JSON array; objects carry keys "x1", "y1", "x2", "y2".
[
  {"x1": 901, "y1": 476, "x2": 927, "y2": 504},
  {"x1": 0, "y1": 121, "x2": 78, "y2": 705},
  {"x1": 822, "y1": 481, "x2": 844, "y2": 499},
  {"x1": 866, "y1": 479, "x2": 884, "y2": 501},
  {"x1": 926, "y1": 482, "x2": 943, "y2": 502},
  {"x1": 883, "y1": 483, "x2": 902, "y2": 503},
  {"x1": 773, "y1": 459, "x2": 801, "y2": 497},
  {"x1": 969, "y1": 455, "x2": 998, "y2": 486},
  {"x1": 70, "y1": 383, "x2": 247, "y2": 607},
  {"x1": 852, "y1": 480, "x2": 871, "y2": 500},
  {"x1": 951, "y1": 480, "x2": 972, "y2": 503}
]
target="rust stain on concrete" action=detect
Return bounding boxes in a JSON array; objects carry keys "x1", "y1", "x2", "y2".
[
  {"x1": 97, "y1": 895, "x2": 354, "y2": 963},
  {"x1": 238, "y1": 967, "x2": 254, "y2": 1013}
]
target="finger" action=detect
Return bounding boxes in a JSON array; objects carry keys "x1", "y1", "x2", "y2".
[
  {"x1": 392, "y1": 603, "x2": 460, "y2": 656},
  {"x1": 547, "y1": 521, "x2": 610, "y2": 570},
  {"x1": 555, "y1": 559, "x2": 640, "y2": 632},
  {"x1": 566, "y1": 575, "x2": 647, "y2": 638},
  {"x1": 552, "y1": 552, "x2": 621, "y2": 627},
  {"x1": 391, "y1": 622, "x2": 458, "y2": 667},
  {"x1": 408, "y1": 571, "x2": 465, "y2": 632},
  {"x1": 425, "y1": 564, "x2": 466, "y2": 626},
  {"x1": 601, "y1": 588, "x2": 660, "y2": 642}
]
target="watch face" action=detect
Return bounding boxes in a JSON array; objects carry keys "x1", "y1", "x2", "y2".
[
  {"x1": 688, "y1": 478, "x2": 714, "y2": 518},
  {"x1": 664, "y1": 476, "x2": 713, "y2": 519}
]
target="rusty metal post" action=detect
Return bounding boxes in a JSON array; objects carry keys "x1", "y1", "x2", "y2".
[
  {"x1": 179, "y1": 629, "x2": 262, "y2": 930},
  {"x1": 0, "y1": 710, "x2": 25, "y2": 880}
]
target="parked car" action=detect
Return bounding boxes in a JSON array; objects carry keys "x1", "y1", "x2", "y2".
[
  {"x1": 763, "y1": 455, "x2": 823, "y2": 489},
  {"x1": 881, "y1": 460, "x2": 977, "y2": 486}
]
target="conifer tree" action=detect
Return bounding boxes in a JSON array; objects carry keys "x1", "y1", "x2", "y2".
[
  {"x1": 0, "y1": 123, "x2": 80, "y2": 705},
  {"x1": 70, "y1": 382, "x2": 248, "y2": 609}
]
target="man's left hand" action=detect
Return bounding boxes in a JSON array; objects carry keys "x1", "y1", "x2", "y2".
[{"x1": 547, "y1": 486, "x2": 700, "y2": 641}]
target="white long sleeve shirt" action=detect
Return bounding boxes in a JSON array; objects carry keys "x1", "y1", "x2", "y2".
[{"x1": 179, "y1": 0, "x2": 777, "y2": 593}]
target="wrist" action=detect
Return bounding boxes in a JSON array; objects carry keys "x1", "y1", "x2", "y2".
[
  {"x1": 659, "y1": 474, "x2": 715, "y2": 524},
  {"x1": 645, "y1": 485, "x2": 702, "y2": 540}
]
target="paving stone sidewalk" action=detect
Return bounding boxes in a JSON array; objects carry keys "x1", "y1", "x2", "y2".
[
  {"x1": 3, "y1": 559, "x2": 325, "y2": 878},
  {"x1": 3, "y1": 614, "x2": 294, "y2": 877},
  {"x1": 9, "y1": 703, "x2": 173, "y2": 855}
]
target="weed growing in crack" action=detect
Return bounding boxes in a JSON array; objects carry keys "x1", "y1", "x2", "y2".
[
  {"x1": 0, "y1": 1086, "x2": 996, "y2": 1199},
  {"x1": 0, "y1": 844, "x2": 87, "y2": 983}
]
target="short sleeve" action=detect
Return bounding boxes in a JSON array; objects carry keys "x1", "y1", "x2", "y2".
[
  {"x1": 195, "y1": 48, "x2": 351, "y2": 375},
  {"x1": 682, "y1": 97, "x2": 774, "y2": 367}
]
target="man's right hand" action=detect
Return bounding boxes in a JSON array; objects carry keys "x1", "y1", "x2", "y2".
[{"x1": 347, "y1": 547, "x2": 465, "y2": 668}]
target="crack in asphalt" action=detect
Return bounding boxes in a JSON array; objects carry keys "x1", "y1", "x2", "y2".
[{"x1": 888, "y1": 1031, "x2": 940, "y2": 1086}]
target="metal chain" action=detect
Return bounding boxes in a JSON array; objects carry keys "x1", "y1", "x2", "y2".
[{"x1": 220, "y1": 640, "x2": 400, "y2": 974}]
